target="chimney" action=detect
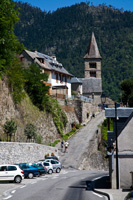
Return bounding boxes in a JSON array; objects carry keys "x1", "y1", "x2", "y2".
[{"x1": 52, "y1": 55, "x2": 56, "y2": 61}]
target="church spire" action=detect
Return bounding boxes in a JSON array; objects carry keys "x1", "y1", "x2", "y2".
[{"x1": 84, "y1": 32, "x2": 101, "y2": 59}]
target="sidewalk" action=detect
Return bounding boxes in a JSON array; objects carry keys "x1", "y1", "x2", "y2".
[{"x1": 95, "y1": 189, "x2": 129, "y2": 200}]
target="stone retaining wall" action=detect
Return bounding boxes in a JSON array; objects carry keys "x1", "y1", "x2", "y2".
[{"x1": 0, "y1": 142, "x2": 58, "y2": 164}]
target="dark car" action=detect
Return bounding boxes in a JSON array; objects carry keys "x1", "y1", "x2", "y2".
[
  {"x1": 29, "y1": 163, "x2": 47, "y2": 175},
  {"x1": 46, "y1": 156, "x2": 59, "y2": 160},
  {"x1": 40, "y1": 156, "x2": 59, "y2": 161},
  {"x1": 18, "y1": 163, "x2": 39, "y2": 179}
]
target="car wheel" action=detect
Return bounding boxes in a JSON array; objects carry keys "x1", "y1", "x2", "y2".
[
  {"x1": 14, "y1": 176, "x2": 22, "y2": 183},
  {"x1": 28, "y1": 173, "x2": 34, "y2": 179},
  {"x1": 56, "y1": 168, "x2": 61, "y2": 173},
  {"x1": 48, "y1": 169, "x2": 53, "y2": 174}
]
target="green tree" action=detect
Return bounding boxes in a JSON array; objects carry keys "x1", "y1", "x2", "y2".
[
  {"x1": 7, "y1": 56, "x2": 25, "y2": 103},
  {"x1": 0, "y1": 0, "x2": 21, "y2": 77},
  {"x1": 120, "y1": 79, "x2": 133, "y2": 107},
  {"x1": 3, "y1": 119, "x2": 17, "y2": 142},
  {"x1": 24, "y1": 63, "x2": 49, "y2": 110},
  {"x1": 24, "y1": 123, "x2": 37, "y2": 142}
]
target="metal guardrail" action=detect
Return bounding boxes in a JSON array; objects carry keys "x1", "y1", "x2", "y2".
[{"x1": 66, "y1": 95, "x2": 92, "y2": 102}]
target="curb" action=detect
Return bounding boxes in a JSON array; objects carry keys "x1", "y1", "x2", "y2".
[
  {"x1": 93, "y1": 189, "x2": 113, "y2": 200},
  {"x1": 86, "y1": 175, "x2": 113, "y2": 200}
]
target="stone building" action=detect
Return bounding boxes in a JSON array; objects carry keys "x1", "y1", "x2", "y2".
[{"x1": 80, "y1": 32, "x2": 102, "y2": 104}]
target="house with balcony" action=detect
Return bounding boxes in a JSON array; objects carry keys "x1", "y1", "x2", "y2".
[{"x1": 20, "y1": 50, "x2": 73, "y2": 99}]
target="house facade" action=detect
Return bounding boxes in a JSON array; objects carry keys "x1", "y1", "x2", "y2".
[
  {"x1": 20, "y1": 50, "x2": 73, "y2": 99},
  {"x1": 105, "y1": 108, "x2": 133, "y2": 189},
  {"x1": 71, "y1": 77, "x2": 83, "y2": 95}
]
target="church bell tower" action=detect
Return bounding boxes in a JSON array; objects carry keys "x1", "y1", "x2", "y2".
[{"x1": 84, "y1": 32, "x2": 102, "y2": 79}]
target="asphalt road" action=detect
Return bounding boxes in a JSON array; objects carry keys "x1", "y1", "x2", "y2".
[
  {"x1": 59, "y1": 111, "x2": 105, "y2": 169},
  {"x1": 0, "y1": 170, "x2": 108, "y2": 200},
  {"x1": 0, "y1": 111, "x2": 108, "y2": 200}
]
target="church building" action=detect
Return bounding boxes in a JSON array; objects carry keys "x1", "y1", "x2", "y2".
[{"x1": 80, "y1": 32, "x2": 102, "y2": 104}]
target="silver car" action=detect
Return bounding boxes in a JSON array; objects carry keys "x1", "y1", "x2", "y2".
[
  {"x1": 45, "y1": 159, "x2": 62, "y2": 173},
  {"x1": 39, "y1": 161, "x2": 53, "y2": 174}
]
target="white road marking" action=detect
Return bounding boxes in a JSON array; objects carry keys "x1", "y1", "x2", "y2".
[
  {"x1": 20, "y1": 185, "x2": 26, "y2": 188},
  {"x1": 31, "y1": 181, "x2": 37, "y2": 184},
  {"x1": 11, "y1": 190, "x2": 16, "y2": 194},
  {"x1": 93, "y1": 192, "x2": 103, "y2": 198},
  {"x1": 3, "y1": 195, "x2": 12, "y2": 200},
  {"x1": 51, "y1": 176, "x2": 58, "y2": 179},
  {"x1": 62, "y1": 171, "x2": 68, "y2": 174}
]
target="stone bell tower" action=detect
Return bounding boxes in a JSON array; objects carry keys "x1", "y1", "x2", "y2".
[
  {"x1": 84, "y1": 32, "x2": 102, "y2": 79},
  {"x1": 80, "y1": 32, "x2": 102, "y2": 104}
]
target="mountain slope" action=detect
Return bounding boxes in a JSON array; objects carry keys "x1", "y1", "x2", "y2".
[{"x1": 14, "y1": 2, "x2": 133, "y2": 100}]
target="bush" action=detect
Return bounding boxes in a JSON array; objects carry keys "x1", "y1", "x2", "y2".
[
  {"x1": 49, "y1": 140, "x2": 60, "y2": 147},
  {"x1": 24, "y1": 123, "x2": 37, "y2": 142},
  {"x1": 44, "y1": 97, "x2": 68, "y2": 136}
]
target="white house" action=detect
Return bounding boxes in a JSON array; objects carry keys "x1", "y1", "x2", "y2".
[{"x1": 20, "y1": 50, "x2": 73, "y2": 99}]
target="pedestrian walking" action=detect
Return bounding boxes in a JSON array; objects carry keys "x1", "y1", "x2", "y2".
[
  {"x1": 64, "y1": 141, "x2": 69, "y2": 153},
  {"x1": 61, "y1": 140, "x2": 64, "y2": 152}
]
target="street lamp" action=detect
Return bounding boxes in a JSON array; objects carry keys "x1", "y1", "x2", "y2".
[
  {"x1": 115, "y1": 102, "x2": 119, "y2": 189},
  {"x1": 101, "y1": 93, "x2": 106, "y2": 109}
]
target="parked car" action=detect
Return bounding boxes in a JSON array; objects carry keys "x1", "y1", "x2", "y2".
[
  {"x1": 45, "y1": 156, "x2": 59, "y2": 161},
  {"x1": 29, "y1": 163, "x2": 47, "y2": 175},
  {"x1": 39, "y1": 155, "x2": 59, "y2": 162},
  {"x1": 45, "y1": 159, "x2": 62, "y2": 173},
  {"x1": 39, "y1": 161, "x2": 53, "y2": 174},
  {"x1": 18, "y1": 163, "x2": 39, "y2": 178},
  {"x1": 0, "y1": 164, "x2": 24, "y2": 183}
]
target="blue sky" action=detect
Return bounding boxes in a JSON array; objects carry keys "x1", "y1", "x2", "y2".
[{"x1": 14, "y1": 0, "x2": 133, "y2": 12}]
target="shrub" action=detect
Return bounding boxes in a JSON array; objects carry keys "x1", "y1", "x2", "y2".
[
  {"x1": 24, "y1": 123, "x2": 37, "y2": 142},
  {"x1": 3, "y1": 119, "x2": 17, "y2": 142}
]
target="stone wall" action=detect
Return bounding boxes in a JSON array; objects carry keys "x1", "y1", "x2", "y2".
[
  {"x1": 59, "y1": 99, "x2": 100, "y2": 124},
  {"x1": 0, "y1": 142, "x2": 58, "y2": 164}
]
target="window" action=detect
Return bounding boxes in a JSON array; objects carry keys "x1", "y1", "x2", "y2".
[
  {"x1": 89, "y1": 63, "x2": 96, "y2": 68},
  {"x1": 60, "y1": 74, "x2": 63, "y2": 83},
  {"x1": 0, "y1": 166, "x2": 7, "y2": 171},
  {"x1": 90, "y1": 71, "x2": 96, "y2": 77},
  {"x1": 8, "y1": 166, "x2": 17, "y2": 171},
  {"x1": 56, "y1": 73, "x2": 58, "y2": 83},
  {"x1": 51, "y1": 160, "x2": 55, "y2": 164},
  {"x1": 43, "y1": 162, "x2": 49, "y2": 166},
  {"x1": 20, "y1": 56, "x2": 24, "y2": 62},
  {"x1": 65, "y1": 76, "x2": 67, "y2": 84}
]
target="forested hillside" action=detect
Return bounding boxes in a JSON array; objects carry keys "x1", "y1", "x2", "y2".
[{"x1": 14, "y1": 2, "x2": 133, "y2": 100}]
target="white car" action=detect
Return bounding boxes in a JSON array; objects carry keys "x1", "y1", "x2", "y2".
[{"x1": 0, "y1": 164, "x2": 24, "y2": 183}]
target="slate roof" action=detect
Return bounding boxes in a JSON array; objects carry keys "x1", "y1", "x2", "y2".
[
  {"x1": 24, "y1": 50, "x2": 73, "y2": 77},
  {"x1": 105, "y1": 108, "x2": 133, "y2": 118},
  {"x1": 71, "y1": 77, "x2": 82, "y2": 84},
  {"x1": 84, "y1": 32, "x2": 101, "y2": 59},
  {"x1": 80, "y1": 78, "x2": 102, "y2": 93}
]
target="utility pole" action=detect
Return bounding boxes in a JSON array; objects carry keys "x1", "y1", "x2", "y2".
[{"x1": 115, "y1": 102, "x2": 119, "y2": 189}]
